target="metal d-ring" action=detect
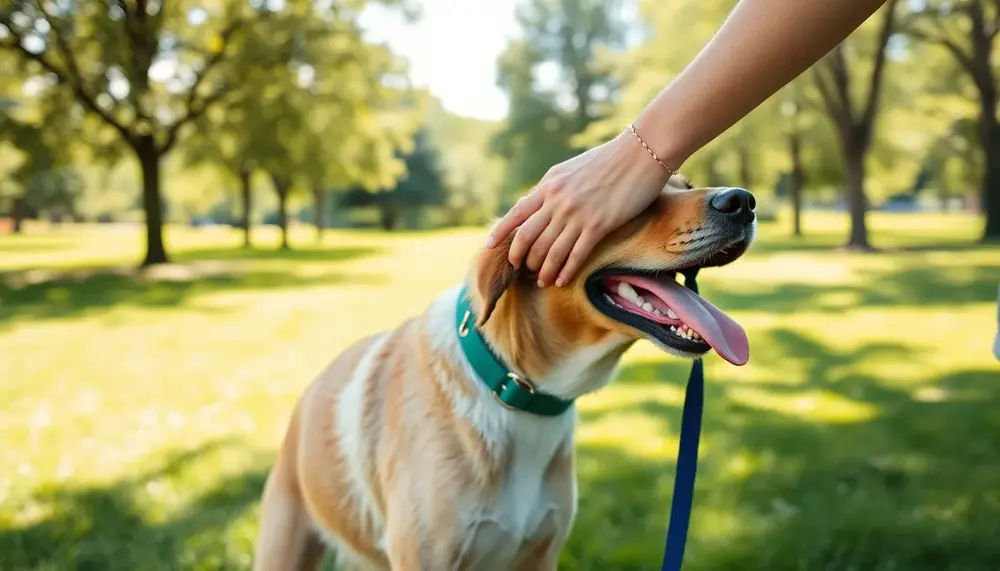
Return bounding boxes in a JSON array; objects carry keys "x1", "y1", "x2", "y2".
[
  {"x1": 458, "y1": 310, "x2": 471, "y2": 337},
  {"x1": 493, "y1": 372, "x2": 535, "y2": 411}
]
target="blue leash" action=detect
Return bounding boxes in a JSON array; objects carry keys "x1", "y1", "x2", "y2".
[{"x1": 660, "y1": 268, "x2": 704, "y2": 571}]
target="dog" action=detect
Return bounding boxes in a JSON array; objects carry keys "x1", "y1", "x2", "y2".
[{"x1": 252, "y1": 175, "x2": 756, "y2": 571}]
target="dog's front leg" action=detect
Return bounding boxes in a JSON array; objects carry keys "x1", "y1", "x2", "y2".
[
  {"x1": 253, "y1": 465, "x2": 326, "y2": 571},
  {"x1": 529, "y1": 548, "x2": 561, "y2": 571},
  {"x1": 253, "y1": 410, "x2": 326, "y2": 571},
  {"x1": 510, "y1": 535, "x2": 564, "y2": 571},
  {"x1": 384, "y1": 518, "x2": 463, "y2": 571}
]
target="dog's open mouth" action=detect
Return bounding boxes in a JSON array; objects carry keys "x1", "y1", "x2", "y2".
[{"x1": 585, "y1": 267, "x2": 750, "y2": 366}]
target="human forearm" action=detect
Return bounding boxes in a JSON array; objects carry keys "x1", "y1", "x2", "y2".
[
  {"x1": 488, "y1": 0, "x2": 892, "y2": 286},
  {"x1": 633, "y1": 0, "x2": 890, "y2": 169}
]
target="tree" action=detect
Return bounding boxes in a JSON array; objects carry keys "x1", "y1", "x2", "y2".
[
  {"x1": 492, "y1": 0, "x2": 627, "y2": 206},
  {"x1": 813, "y1": 0, "x2": 901, "y2": 251},
  {"x1": 578, "y1": 0, "x2": 804, "y2": 192},
  {"x1": 182, "y1": 77, "x2": 266, "y2": 248},
  {"x1": 339, "y1": 128, "x2": 448, "y2": 231},
  {"x1": 422, "y1": 96, "x2": 504, "y2": 226},
  {"x1": 783, "y1": 87, "x2": 807, "y2": 237},
  {"x1": 230, "y1": 7, "x2": 417, "y2": 249},
  {"x1": 903, "y1": 0, "x2": 1000, "y2": 240},
  {"x1": 0, "y1": 56, "x2": 83, "y2": 232},
  {"x1": 0, "y1": 1, "x2": 305, "y2": 265}
]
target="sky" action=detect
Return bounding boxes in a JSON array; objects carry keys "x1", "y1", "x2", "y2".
[{"x1": 359, "y1": 0, "x2": 519, "y2": 122}]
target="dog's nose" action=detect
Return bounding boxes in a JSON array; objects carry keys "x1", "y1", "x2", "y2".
[{"x1": 709, "y1": 187, "x2": 756, "y2": 224}]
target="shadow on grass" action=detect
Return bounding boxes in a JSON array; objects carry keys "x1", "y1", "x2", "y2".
[
  {"x1": 743, "y1": 220, "x2": 997, "y2": 255},
  {"x1": 172, "y1": 245, "x2": 383, "y2": 263},
  {"x1": 704, "y1": 260, "x2": 1000, "y2": 313},
  {"x1": 2, "y1": 346, "x2": 998, "y2": 570},
  {"x1": 563, "y1": 331, "x2": 1000, "y2": 570},
  {"x1": 0, "y1": 244, "x2": 386, "y2": 324},
  {"x1": 0, "y1": 439, "x2": 272, "y2": 570}
]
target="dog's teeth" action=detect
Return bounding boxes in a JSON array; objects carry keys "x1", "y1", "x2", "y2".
[
  {"x1": 617, "y1": 282, "x2": 640, "y2": 304},
  {"x1": 653, "y1": 308, "x2": 663, "y2": 316},
  {"x1": 616, "y1": 282, "x2": 629, "y2": 299},
  {"x1": 642, "y1": 302, "x2": 653, "y2": 312},
  {"x1": 670, "y1": 325, "x2": 677, "y2": 333},
  {"x1": 666, "y1": 309, "x2": 678, "y2": 319},
  {"x1": 604, "y1": 293, "x2": 614, "y2": 304}
]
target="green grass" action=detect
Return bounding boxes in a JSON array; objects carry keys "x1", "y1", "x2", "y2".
[{"x1": 1, "y1": 212, "x2": 999, "y2": 570}]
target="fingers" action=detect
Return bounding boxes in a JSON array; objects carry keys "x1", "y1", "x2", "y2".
[
  {"x1": 537, "y1": 226, "x2": 581, "y2": 287},
  {"x1": 555, "y1": 229, "x2": 603, "y2": 287},
  {"x1": 507, "y1": 207, "x2": 551, "y2": 268},
  {"x1": 487, "y1": 192, "x2": 542, "y2": 249},
  {"x1": 526, "y1": 220, "x2": 565, "y2": 276}
]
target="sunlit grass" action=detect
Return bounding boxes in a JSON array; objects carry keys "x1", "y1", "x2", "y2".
[{"x1": 1, "y1": 211, "x2": 999, "y2": 570}]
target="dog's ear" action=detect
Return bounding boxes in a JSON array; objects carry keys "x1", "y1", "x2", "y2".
[
  {"x1": 474, "y1": 232, "x2": 521, "y2": 327},
  {"x1": 666, "y1": 172, "x2": 692, "y2": 190}
]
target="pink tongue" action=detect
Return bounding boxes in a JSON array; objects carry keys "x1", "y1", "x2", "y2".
[{"x1": 625, "y1": 275, "x2": 750, "y2": 366}]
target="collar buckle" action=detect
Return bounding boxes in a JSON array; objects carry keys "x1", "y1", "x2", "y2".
[{"x1": 493, "y1": 371, "x2": 535, "y2": 412}]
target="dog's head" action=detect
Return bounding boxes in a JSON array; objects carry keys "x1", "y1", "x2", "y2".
[{"x1": 469, "y1": 175, "x2": 756, "y2": 387}]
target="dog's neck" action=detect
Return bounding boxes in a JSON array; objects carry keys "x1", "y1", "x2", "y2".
[{"x1": 474, "y1": 281, "x2": 633, "y2": 401}]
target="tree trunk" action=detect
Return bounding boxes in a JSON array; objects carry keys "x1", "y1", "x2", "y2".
[
  {"x1": 379, "y1": 205, "x2": 398, "y2": 231},
  {"x1": 980, "y1": 118, "x2": 1000, "y2": 242},
  {"x1": 269, "y1": 172, "x2": 290, "y2": 250},
  {"x1": 706, "y1": 151, "x2": 725, "y2": 187},
  {"x1": 737, "y1": 146, "x2": 753, "y2": 190},
  {"x1": 239, "y1": 167, "x2": 253, "y2": 248},
  {"x1": 11, "y1": 195, "x2": 25, "y2": 234},
  {"x1": 312, "y1": 187, "x2": 326, "y2": 243},
  {"x1": 136, "y1": 136, "x2": 169, "y2": 266},
  {"x1": 843, "y1": 143, "x2": 872, "y2": 251},
  {"x1": 788, "y1": 132, "x2": 804, "y2": 237},
  {"x1": 277, "y1": 191, "x2": 289, "y2": 250}
]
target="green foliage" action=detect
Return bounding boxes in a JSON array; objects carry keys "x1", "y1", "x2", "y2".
[
  {"x1": 492, "y1": 0, "x2": 628, "y2": 205},
  {"x1": 423, "y1": 96, "x2": 504, "y2": 225},
  {"x1": 0, "y1": 53, "x2": 85, "y2": 219},
  {"x1": 339, "y1": 128, "x2": 448, "y2": 230},
  {"x1": 0, "y1": 0, "x2": 423, "y2": 258},
  {"x1": 246, "y1": 15, "x2": 418, "y2": 191}
]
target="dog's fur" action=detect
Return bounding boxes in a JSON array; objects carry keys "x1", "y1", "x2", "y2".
[{"x1": 253, "y1": 176, "x2": 755, "y2": 571}]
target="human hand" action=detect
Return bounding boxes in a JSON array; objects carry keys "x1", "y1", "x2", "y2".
[{"x1": 486, "y1": 128, "x2": 673, "y2": 287}]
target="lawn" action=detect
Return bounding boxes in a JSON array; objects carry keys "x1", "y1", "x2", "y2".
[{"x1": 1, "y1": 212, "x2": 999, "y2": 571}]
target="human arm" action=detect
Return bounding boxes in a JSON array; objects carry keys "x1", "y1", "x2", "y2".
[{"x1": 489, "y1": 0, "x2": 891, "y2": 287}]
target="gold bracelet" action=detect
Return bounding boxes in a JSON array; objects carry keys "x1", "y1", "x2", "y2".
[{"x1": 628, "y1": 123, "x2": 675, "y2": 176}]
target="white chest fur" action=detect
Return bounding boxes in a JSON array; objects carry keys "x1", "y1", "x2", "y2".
[{"x1": 422, "y1": 286, "x2": 631, "y2": 567}]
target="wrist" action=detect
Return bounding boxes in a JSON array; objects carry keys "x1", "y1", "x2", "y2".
[
  {"x1": 631, "y1": 107, "x2": 691, "y2": 173},
  {"x1": 610, "y1": 126, "x2": 674, "y2": 190}
]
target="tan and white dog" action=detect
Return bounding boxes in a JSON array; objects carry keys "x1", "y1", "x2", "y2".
[{"x1": 252, "y1": 176, "x2": 757, "y2": 571}]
